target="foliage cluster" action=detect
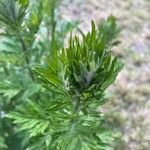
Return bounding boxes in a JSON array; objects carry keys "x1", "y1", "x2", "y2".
[{"x1": 0, "y1": 0, "x2": 123, "y2": 149}]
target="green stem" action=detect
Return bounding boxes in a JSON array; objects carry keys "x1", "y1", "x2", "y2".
[
  {"x1": 17, "y1": 33, "x2": 34, "y2": 81},
  {"x1": 50, "y1": 1, "x2": 56, "y2": 50},
  {"x1": 3, "y1": 65, "x2": 9, "y2": 76}
]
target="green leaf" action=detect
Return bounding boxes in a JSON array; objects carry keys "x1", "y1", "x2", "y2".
[
  {"x1": 0, "y1": 82, "x2": 21, "y2": 100},
  {"x1": 0, "y1": 136, "x2": 7, "y2": 149},
  {"x1": 22, "y1": 83, "x2": 42, "y2": 100},
  {"x1": 0, "y1": 0, "x2": 27, "y2": 32},
  {"x1": 18, "y1": 0, "x2": 29, "y2": 6}
]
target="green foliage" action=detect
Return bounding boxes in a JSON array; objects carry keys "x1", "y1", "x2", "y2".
[
  {"x1": 43, "y1": 0, "x2": 60, "y2": 15},
  {"x1": 7, "y1": 17, "x2": 123, "y2": 150},
  {"x1": 98, "y1": 16, "x2": 121, "y2": 46},
  {"x1": 0, "y1": 0, "x2": 27, "y2": 33},
  {"x1": 0, "y1": 0, "x2": 77, "y2": 149},
  {"x1": 0, "y1": 0, "x2": 123, "y2": 149},
  {"x1": 0, "y1": 136, "x2": 7, "y2": 149},
  {"x1": 8, "y1": 99, "x2": 114, "y2": 150},
  {"x1": 36, "y1": 17, "x2": 123, "y2": 109}
]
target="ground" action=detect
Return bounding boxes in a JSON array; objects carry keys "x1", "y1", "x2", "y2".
[{"x1": 60, "y1": 0, "x2": 150, "y2": 149}]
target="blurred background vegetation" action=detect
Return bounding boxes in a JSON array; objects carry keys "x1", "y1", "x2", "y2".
[{"x1": 0, "y1": 0, "x2": 150, "y2": 150}]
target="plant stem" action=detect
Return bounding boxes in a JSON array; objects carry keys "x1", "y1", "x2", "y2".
[
  {"x1": 17, "y1": 34, "x2": 34, "y2": 80},
  {"x1": 50, "y1": 1, "x2": 56, "y2": 50},
  {"x1": 3, "y1": 65, "x2": 9, "y2": 76}
]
